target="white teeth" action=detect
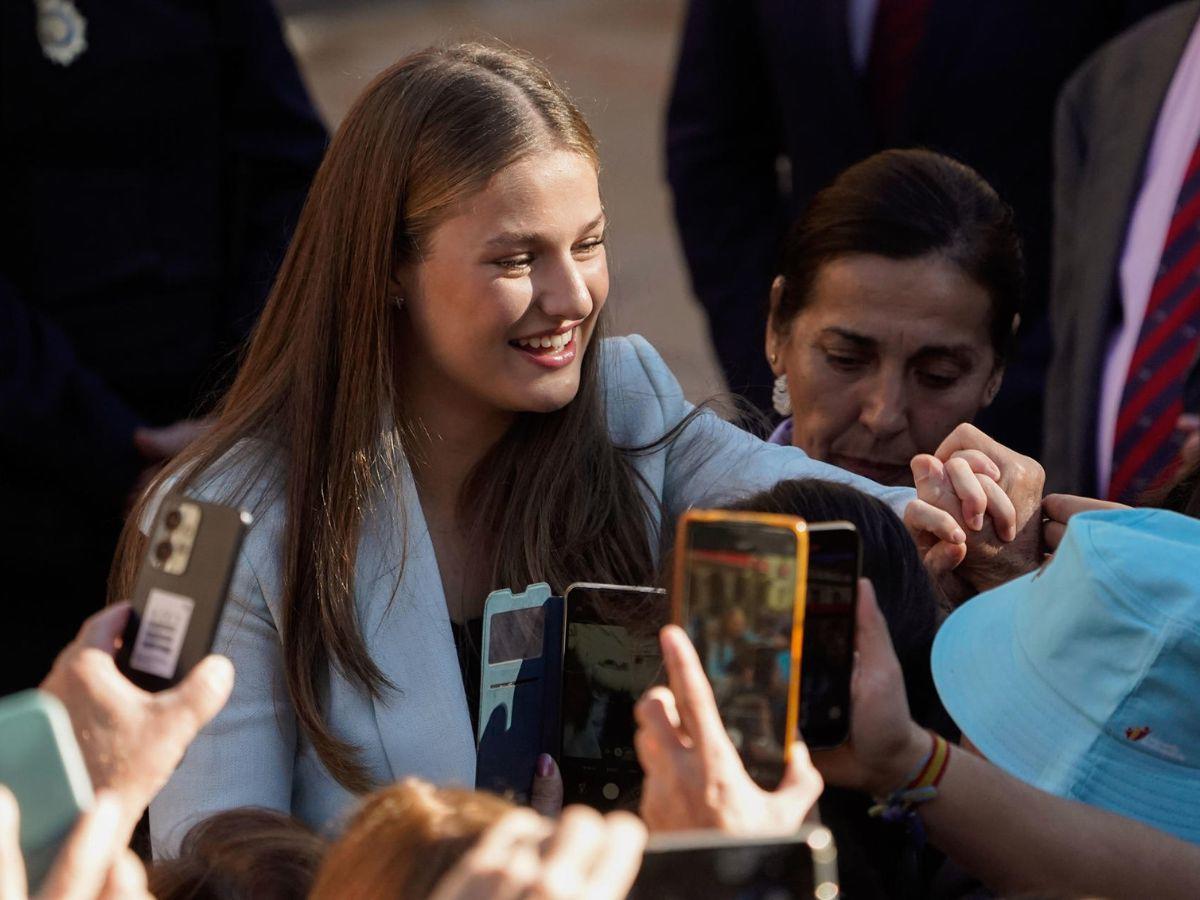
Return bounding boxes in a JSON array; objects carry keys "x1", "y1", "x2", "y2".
[{"x1": 515, "y1": 327, "x2": 574, "y2": 351}]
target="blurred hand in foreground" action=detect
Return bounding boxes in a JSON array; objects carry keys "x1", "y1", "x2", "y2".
[
  {"x1": 428, "y1": 806, "x2": 645, "y2": 900},
  {"x1": 0, "y1": 787, "x2": 151, "y2": 900},
  {"x1": 39, "y1": 604, "x2": 233, "y2": 843},
  {"x1": 634, "y1": 625, "x2": 822, "y2": 834}
]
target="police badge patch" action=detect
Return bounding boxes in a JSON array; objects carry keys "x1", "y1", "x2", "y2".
[{"x1": 37, "y1": 0, "x2": 88, "y2": 67}]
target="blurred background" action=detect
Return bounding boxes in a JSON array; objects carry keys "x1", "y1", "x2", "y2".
[{"x1": 277, "y1": 0, "x2": 725, "y2": 402}]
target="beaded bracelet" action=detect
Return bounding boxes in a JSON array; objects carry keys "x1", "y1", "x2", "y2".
[{"x1": 867, "y1": 731, "x2": 951, "y2": 841}]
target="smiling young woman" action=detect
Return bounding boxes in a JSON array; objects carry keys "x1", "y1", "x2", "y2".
[{"x1": 112, "y1": 44, "x2": 917, "y2": 855}]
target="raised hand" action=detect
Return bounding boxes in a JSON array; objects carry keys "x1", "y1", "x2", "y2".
[
  {"x1": 39, "y1": 604, "x2": 234, "y2": 843},
  {"x1": 428, "y1": 806, "x2": 646, "y2": 900},
  {"x1": 634, "y1": 625, "x2": 822, "y2": 835},
  {"x1": 0, "y1": 788, "x2": 152, "y2": 900}
]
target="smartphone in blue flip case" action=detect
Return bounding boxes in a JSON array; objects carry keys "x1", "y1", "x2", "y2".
[{"x1": 476, "y1": 583, "x2": 564, "y2": 802}]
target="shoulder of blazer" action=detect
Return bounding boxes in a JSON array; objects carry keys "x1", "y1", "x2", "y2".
[
  {"x1": 1063, "y1": 2, "x2": 1200, "y2": 113},
  {"x1": 599, "y1": 334, "x2": 690, "y2": 447}
]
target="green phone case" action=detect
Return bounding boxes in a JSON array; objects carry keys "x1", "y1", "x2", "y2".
[{"x1": 0, "y1": 690, "x2": 94, "y2": 892}]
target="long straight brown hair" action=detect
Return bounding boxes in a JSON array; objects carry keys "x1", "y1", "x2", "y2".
[{"x1": 113, "y1": 44, "x2": 660, "y2": 792}]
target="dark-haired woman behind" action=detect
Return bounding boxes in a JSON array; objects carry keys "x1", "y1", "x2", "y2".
[{"x1": 766, "y1": 149, "x2": 1024, "y2": 487}]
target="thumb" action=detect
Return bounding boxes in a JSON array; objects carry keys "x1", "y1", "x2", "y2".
[
  {"x1": 854, "y1": 580, "x2": 896, "y2": 671},
  {"x1": 776, "y1": 742, "x2": 823, "y2": 809},
  {"x1": 529, "y1": 754, "x2": 563, "y2": 817},
  {"x1": 155, "y1": 655, "x2": 234, "y2": 744}
]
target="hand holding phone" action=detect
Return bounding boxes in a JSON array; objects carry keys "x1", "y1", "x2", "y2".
[
  {"x1": 672, "y1": 510, "x2": 809, "y2": 788},
  {"x1": 39, "y1": 603, "x2": 234, "y2": 844},
  {"x1": 635, "y1": 625, "x2": 822, "y2": 836}
]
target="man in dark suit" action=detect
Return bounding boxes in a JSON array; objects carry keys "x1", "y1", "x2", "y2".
[
  {"x1": 1045, "y1": 1, "x2": 1200, "y2": 498},
  {"x1": 0, "y1": 0, "x2": 327, "y2": 690},
  {"x1": 667, "y1": 0, "x2": 1171, "y2": 456}
]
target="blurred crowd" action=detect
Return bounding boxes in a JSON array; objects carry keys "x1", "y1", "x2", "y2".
[{"x1": 3, "y1": 1, "x2": 1200, "y2": 898}]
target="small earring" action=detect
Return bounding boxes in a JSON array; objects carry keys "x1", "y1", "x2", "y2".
[
  {"x1": 772, "y1": 373, "x2": 792, "y2": 417},
  {"x1": 391, "y1": 295, "x2": 405, "y2": 309},
  {"x1": 769, "y1": 352, "x2": 778, "y2": 365}
]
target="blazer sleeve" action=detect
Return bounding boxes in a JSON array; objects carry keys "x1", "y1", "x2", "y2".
[
  {"x1": 0, "y1": 274, "x2": 143, "y2": 501},
  {"x1": 1042, "y1": 71, "x2": 1090, "y2": 492},
  {"x1": 665, "y1": 0, "x2": 786, "y2": 394},
  {"x1": 213, "y1": 0, "x2": 327, "y2": 346},
  {"x1": 615, "y1": 336, "x2": 915, "y2": 519},
  {"x1": 148, "y1": 540, "x2": 297, "y2": 858}
]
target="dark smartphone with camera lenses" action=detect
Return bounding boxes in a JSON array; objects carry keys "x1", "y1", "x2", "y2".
[
  {"x1": 115, "y1": 498, "x2": 251, "y2": 691},
  {"x1": 560, "y1": 583, "x2": 668, "y2": 811},
  {"x1": 798, "y1": 522, "x2": 860, "y2": 750}
]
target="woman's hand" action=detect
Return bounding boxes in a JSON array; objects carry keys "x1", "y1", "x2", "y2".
[
  {"x1": 0, "y1": 788, "x2": 152, "y2": 900},
  {"x1": 634, "y1": 625, "x2": 822, "y2": 835},
  {"x1": 905, "y1": 425, "x2": 1045, "y2": 594},
  {"x1": 39, "y1": 604, "x2": 234, "y2": 843},
  {"x1": 428, "y1": 806, "x2": 646, "y2": 900},
  {"x1": 1042, "y1": 494, "x2": 1129, "y2": 552},
  {"x1": 810, "y1": 580, "x2": 929, "y2": 797}
]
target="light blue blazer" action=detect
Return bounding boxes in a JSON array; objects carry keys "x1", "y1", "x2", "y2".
[{"x1": 149, "y1": 335, "x2": 913, "y2": 855}]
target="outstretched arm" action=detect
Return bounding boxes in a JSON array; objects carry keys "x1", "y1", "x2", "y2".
[{"x1": 815, "y1": 581, "x2": 1200, "y2": 900}]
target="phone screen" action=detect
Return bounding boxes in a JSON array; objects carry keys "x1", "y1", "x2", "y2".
[
  {"x1": 488, "y1": 606, "x2": 546, "y2": 664},
  {"x1": 798, "y1": 526, "x2": 860, "y2": 749},
  {"x1": 561, "y1": 586, "x2": 667, "y2": 810},
  {"x1": 680, "y1": 520, "x2": 800, "y2": 788}
]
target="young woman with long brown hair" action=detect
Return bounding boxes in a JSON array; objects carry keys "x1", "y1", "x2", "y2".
[{"x1": 120, "y1": 43, "x2": 916, "y2": 855}]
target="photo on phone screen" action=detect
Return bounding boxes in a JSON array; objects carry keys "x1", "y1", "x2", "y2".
[
  {"x1": 798, "y1": 523, "x2": 860, "y2": 749},
  {"x1": 676, "y1": 516, "x2": 804, "y2": 788},
  {"x1": 560, "y1": 584, "x2": 668, "y2": 810}
]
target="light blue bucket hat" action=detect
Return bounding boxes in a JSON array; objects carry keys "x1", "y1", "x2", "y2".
[{"x1": 931, "y1": 508, "x2": 1200, "y2": 843}]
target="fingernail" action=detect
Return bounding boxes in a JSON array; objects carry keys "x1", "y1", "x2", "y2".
[
  {"x1": 952, "y1": 528, "x2": 965, "y2": 543},
  {"x1": 971, "y1": 515, "x2": 984, "y2": 531},
  {"x1": 536, "y1": 754, "x2": 554, "y2": 778}
]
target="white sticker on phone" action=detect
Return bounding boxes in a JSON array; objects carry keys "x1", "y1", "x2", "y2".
[{"x1": 129, "y1": 588, "x2": 195, "y2": 679}]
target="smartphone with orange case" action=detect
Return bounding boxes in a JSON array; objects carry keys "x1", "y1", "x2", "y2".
[{"x1": 672, "y1": 510, "x2": 808, "y2": 789}]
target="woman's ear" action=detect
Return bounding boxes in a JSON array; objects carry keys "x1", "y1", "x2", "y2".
[
  {"x1": 766, "y1": 276, "x2": 788, "y2": 377},
  {"x1": 982, "y1": 361, "x2": 1005, "y2": 407}
]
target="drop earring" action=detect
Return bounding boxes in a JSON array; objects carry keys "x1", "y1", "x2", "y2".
[
  {"x1": 769, "y1": 352, "x2": 791, "y2": 416},
  {"x1": 391, "y1": 295, "x2": 405, "y2": 310},
  {"x1": 772, "y1": 373, "x2": 792, "y2": 417}
]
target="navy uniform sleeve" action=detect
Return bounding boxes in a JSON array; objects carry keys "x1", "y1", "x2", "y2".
[
  {"x1": 214, "y1": 0, "x2": 328, "y2": 345},
  {"x1": 0, "y1": 274, "x2": 143, "y2": 501}
]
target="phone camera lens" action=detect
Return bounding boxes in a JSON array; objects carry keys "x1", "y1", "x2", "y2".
[
  {"x1": 164, "y1": 509, "x2": 182, "y2": 530},
  {"x1": 155, "y1": 541, "x2": 174, "y2": 562}
]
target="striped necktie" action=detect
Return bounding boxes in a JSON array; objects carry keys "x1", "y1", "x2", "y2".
[{"x1": 1109, "y1": 139, "x2": 1200, "y2": 502}]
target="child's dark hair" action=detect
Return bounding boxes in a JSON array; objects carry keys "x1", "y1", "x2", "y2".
[{"x1": 149, "y1": 808, "x2": 325, "y2": 900}]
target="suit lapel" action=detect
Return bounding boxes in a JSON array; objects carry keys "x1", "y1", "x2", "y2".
[
  {"x1": 1068, "y1": 13, "x2": 1198, "y2": 491},
  {"x1": 355, "y1": 456, "x2": 477, "y2": 787}
]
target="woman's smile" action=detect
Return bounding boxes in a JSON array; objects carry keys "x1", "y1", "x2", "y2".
[{"x1": 509, "y1": 323, "x2": 581, "y2": 368}]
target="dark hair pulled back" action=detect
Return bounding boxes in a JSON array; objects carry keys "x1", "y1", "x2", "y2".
[{"x1": 773, "y1": 148, "x2": 1024, "y2": 359}]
